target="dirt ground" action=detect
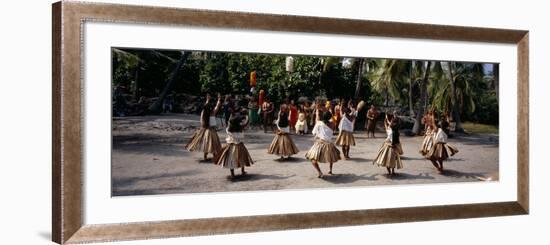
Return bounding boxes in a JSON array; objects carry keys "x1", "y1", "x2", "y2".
[{"x1": 111, "y1": 114, "x2": 499, "y2": 196}]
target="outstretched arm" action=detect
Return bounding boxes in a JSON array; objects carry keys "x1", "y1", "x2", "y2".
[
  {"x1": 241, "y1": 115, "x2": 249, "y2": 128},
  {"x1": 213, "y1": 93, "x2": 222, "y2": 114}
]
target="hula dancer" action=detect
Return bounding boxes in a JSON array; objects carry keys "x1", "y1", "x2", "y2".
[
  {"x1": 268, "y1": 104, "x2": 300, "y2": 159},
  {"x1": 373, "y1": 114, "x2": 403, "y2": 175},
  {"x1": 390, "y1": 111, "x2": 404, "y2": 155},
  {"x1": 419, "y1": 111, "x2": 436, "y2": 156},
  {"x1": 185, "y1": 93, "x2": 222, "y2": 161},
  {"x1": 426, "y1": 122, "x2": 459, "y2": 172},
  {"x1": 335, "y1": 101, "x2": 356, "y2": 159},
  {"x1": 305, "y1": 108, "x2": 341, "y2": 178},
  {"x1": 213, "y1": 108, "x2": 254, "y2": 178}
]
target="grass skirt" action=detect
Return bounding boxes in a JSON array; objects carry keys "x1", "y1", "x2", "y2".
[
  {"x1": 305, "y1": 139, "x2": 341, "y2": 163},
  {"x1": 185, "y1": 127, "x2": 222, "y2": 154},
  {"x1": 426, "y1": 142, "x2": 458, "y2": 161},
  {"x1": 335, "y1": 130, "x2": 356, "y2": 146},
  {"x1": 373, "y1": 141, "x2": 403, "y2": 169},
  {"x1": 213, "y1": 143, "x2": 254, "y2": 169},
  {"x1": 268, "y1": 132, "x2": 300, "y2": 156},
  {"x1": 419, "y1": 135, "x2": 434, "y2": 156}
]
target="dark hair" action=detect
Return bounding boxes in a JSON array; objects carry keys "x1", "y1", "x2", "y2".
[
  {"x1": 322, "y1": 111, "x2": 332, "y2": 125},
  {"x1": 342, "y1": 107, "x2": 353, "y2": 120},
  {"x1": 228, "y1": 115, "x2": 243, "y2": 133},
  {"x1": 201, "y1": 103, "x2": 212, "y2": 127}
]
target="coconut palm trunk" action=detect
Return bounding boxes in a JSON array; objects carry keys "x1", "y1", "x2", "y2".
[
  {"x1": 408, "y1": 61, "x2": 415, "y2": 116},
  {"x1": 446, "y1": 62, "x2": 463, "y2": 132},
  {"x1": 354, "y1": 58, "x2": 365, "y2": 99},
  {"x1": 147, "y1": 51, "x2": 190, "y2": 114},
  {"x1": 494, "y1": 63, "x2": 499, "y2": 103},
  {"x1": 412, "y1": 61, "x2": 431, "y2": 135},
  {"x1": 132, "y1": 62, "x2": 140, "y2": 101}
]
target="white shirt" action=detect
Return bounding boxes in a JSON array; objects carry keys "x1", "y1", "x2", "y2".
[
  {"x1": 277, "y1": 125, "x2": 290, "y2": 133},
  {"x1": 385, "y1": 127, "x2": 393, "y2": 143},
  {"x1": 433, "y1": 128, "x2": 448, "y2": 144},
  {"x1": 225, "y1": 129, "x2": 243, "y2": 144},
  {"x1": 338, "y1": 116, "x2": 354, "y2": 132},
  {"x1": 312, "y1": 121, "x2": 333, "y2": 142}
]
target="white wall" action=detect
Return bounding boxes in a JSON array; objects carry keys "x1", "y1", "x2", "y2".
[{"x1": 0, "y1": 0, "x2": 547, "y2": 244}]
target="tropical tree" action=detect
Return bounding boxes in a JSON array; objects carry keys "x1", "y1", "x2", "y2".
[
  {"x1": 412, "y1": 61, "x2": 432, "y2": 135},
  {"x1": 147, "y1": 51, "x2": 191, "y2": 114},
  {"x1": 429, "y1": 62, "x2": 484, "y2": 132},
  {"x1": 368, "y1": 59, "x2": 410, "y2": 106}
]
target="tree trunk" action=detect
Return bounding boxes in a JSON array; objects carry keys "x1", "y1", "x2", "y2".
[
  {"x1": 408, "y1": 61, "x2": 415, "y2": 117},
  {"x1": 132, "y1": 62, "x2": 140, "y2": 101},
  {"x1": 147, "y1": 51, "x2": 190, "y2": 114},
  {"x1": 494, "y1": 63, "x2": 499, "y2": 103},
  {"x1": 354, "y1": 58, "x2": 365, "y2": 99},
  {"x1": 412, "y1": 61, "x2": 431, "y2": 135},
  {"x1": 446, "y1": 62, "x2": 463, "y2": 132}
]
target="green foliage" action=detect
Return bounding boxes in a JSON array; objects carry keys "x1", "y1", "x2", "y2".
[{"x1": 111, "y1": 48, "x2": 498, "y2": 125}]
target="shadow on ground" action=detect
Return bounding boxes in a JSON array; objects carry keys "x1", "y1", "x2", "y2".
[
  {"x1": 227, "y1": 173, "x2": 296, "y2": 182},
  {"x1": 321, "y1": 173, "x2": 379, "y2": 184}
]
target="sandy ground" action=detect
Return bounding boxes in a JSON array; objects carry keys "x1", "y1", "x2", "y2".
[{"x1": 112, "y1": 114, "x2": 499, "y2": 196}]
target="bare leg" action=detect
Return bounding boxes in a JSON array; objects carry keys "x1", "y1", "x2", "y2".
[
  {"x1": 329, "y1": 162, "x2": 334, "y2": 175},
  {"x1": 386, "y1": 167, "x2": 392, "y2": 175},
  {"x1": 203, "y1": 153, "x2": 208, "y2": 161},
  {"x1": 241, "y1": 166, "x2": 247, "y2": 175},
  {"x1": 430, "y1": 159, "x2": 440, "y2": 170},
  {"x1": 230, "y1": 169, "x2": 235, "y2": 178},
  {"x1": 311, "y1": 160, "x2": 323, "y2": 178},
  {"x1": 438, "y1": 160, "x2": 444, "y2": 172}
]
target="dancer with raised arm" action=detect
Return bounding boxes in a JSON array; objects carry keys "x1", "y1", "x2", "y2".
[
  {"x1": 213, "y1": 108, "x2": 254, "y2": 178},
  {"x1": 185, "y1": 93, "x2": 222, "y2": 161},
  {"x1": 335, "y1": 100, "x2": 356, "y2": 159},
  {"x1": 419, "y1": 110, "x2": 436, "y2": 156},
  {"x1": 268, "y1": 104, "x2": 300, "y2": 160},
  {"x1": 373, "y1": 113, "x2": 403, "y2": 175},
  {"x1": 305, "y1": 105, "x2": 341, "y2": 178}
]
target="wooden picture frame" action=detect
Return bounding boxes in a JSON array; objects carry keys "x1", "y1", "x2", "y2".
[{"x1": 52, "y1": 1, "x2": 529, "y2": 244}]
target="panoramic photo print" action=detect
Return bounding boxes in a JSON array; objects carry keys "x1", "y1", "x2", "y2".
[{"x1": 111, "y1": 48, "x2": 499, "y2": 196}]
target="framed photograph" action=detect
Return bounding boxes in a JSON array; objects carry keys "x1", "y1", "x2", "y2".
[{"x1": 52, "y1": 1, "x2": 529, "y2": 244}]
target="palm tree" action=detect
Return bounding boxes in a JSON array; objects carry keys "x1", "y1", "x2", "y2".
[
  {"x1": 493, "y1": 63, "x2": 499, "y2": 103},
  {"x1": 445, "y1": 62, "x2": 463, "y2": 132},
  {"x1": 369, "y1": 59, "x2": 409, "y2": 106},
  {"x1": 408, "y1": 61, "x2": 424, "y2": 116},
  {"x1": 430, "y1": 62, "x2": 483, "y2": 132},
  {"x1": 412, "y1": 61, "x2": 432, "y2": 135},
  {"x1": 147, "y1": 51, "x2": 191, "y2": 114}
]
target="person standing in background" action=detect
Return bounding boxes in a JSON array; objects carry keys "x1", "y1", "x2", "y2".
[{"x1": 366, "y1": 105, "x2": 378, "y2": 138}]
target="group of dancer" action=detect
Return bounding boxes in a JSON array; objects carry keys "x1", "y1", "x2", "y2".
[{"x1": 185, "y1": 93, "x2": 458, "y2": 179}]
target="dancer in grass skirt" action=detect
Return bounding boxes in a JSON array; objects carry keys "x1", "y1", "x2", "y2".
[
  {"x1": 213, "y1": 108, "x2": 254, "y2": 178},
  {"x1": 426, "y1": 122, "x2": 459, "y2": 172},
  {"x1": 268, "y1": 104, "x2": 300, "y2": 160},
  {"x1": 335, "y1": 100, "x2": 356, "y2": 159},
  {"x1": 305, "y1": 107, "x2": 341, "y2": 178},
  {"x1": 419, "y1": 110, "x2": 436, "y2": 156},
  {"x1": 185, "y1": 93, "x2": 222, "y2": 161},
  {"x1": 373, "y1": 114, "x2": 403, "y2": 175}
]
